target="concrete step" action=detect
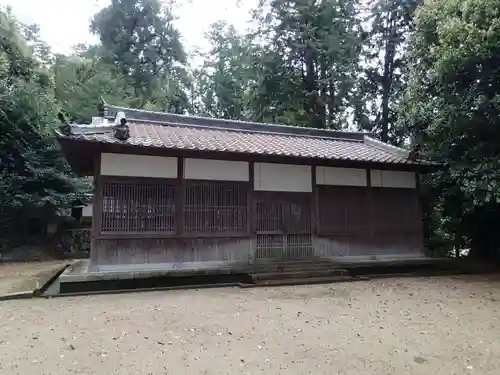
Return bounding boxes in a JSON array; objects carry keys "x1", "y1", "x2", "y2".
[
  {"x1": 252, "y1": 261, "x2": 338, "y2": 274},
  {"x1": 57, "y1": 273, "x2": 252, "y2": 294},
  {"x1": 252, "y1": 265, "x2": 338, "y2": 274},
  {"x1": 251, "y1": 268, "x2": 348, "y2": 281},
  {"x1": 239, "y1": 275, "x2": 356, "y2": 288}
]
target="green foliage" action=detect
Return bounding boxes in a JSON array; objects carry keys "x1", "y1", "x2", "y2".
[
  {"x1": 53, "y1": 51, "x2": 132, "y2": 123},
  {"x1": 356, "y1": 0, "x2": 418, "y2": 144},
  {"x1": 251, "y1": 0, "x2": 364, "y2": 128},
  {"x1": 0, "y1": 8, "x2": 90, "y2": 245},
  {"x1": 191, "y1": 22, "x2": 258, "y2": 120},
  {"x1": 401, "y1": 0, "x2": 500, "y2": 258},
  {"x1": 90, "y1": 0, "x2": 188, "y2": 110},
  {"x1": 193, "y1": 1, "x2": 367, "y2": 128}
]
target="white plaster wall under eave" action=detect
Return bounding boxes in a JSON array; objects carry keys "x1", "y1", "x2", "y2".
[
  {"x1": 254, "y1": 163, "x2": 312, "y2": 192},
  {"x1": 316, "y1": 166, "x2": 367, "y2": 186},
  {"x1": 100, "y1": 153, "x2": 178, "y2": 178},
  {"x1": 184, "y1": 158, "x2": 249, "y2": 181},
  {"x1": 82, "y1": 203, "x2": 93, "y2": 217},
  {"x1": 370, "y1": 170, "x2": 416, "y2": 189}
]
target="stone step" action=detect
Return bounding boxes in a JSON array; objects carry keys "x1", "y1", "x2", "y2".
[
  {"x1": 239, "y1": 275, "x2": 356, "y2": 288},
  {"x1": 252, "y1": 265, "x2": 338, "y2": 274},
  {"x1": 251, "y1": 268, "x2": 348, "y2": 281},
  {"x1": 252, "y1": 260, "x2": 338, "y2": 274}
]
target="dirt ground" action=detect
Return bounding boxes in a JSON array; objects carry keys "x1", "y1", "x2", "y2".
[
  {"x1": 0, "y1": 261, "x2": 69, "y2": 296},
  {"x1": 1, "y1": 275, "x2": 500, "y2": 375}
]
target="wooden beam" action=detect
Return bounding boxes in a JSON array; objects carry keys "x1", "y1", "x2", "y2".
[
  {"x1": 91, "y1": 153, "x2": 102, "y2": 266},
  {"x1": 176, "y1": 157, "x2": 185, "y2": 236},
  {"x1": 311, "y1": 165, "x2": 318, "y2": 234},
  {"x1": 366, "y1": 169, "x2": 374, "y2": 237},
  {"x1": 415, "y1": 172, "x2": 425, "y2": 244},
  {"x1": 248, "y1": 162, "x2": 255, "y2": 236},
  {"x1": 247, "y1": 162, "x2": 256, "y2": 265}
]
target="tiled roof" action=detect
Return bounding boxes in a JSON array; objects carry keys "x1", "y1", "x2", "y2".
[{"x1": 57, "y1": 104, "x2": 423, "y2": 166}]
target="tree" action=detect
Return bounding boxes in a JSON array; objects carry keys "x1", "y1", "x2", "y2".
[
  {"x1": 90, "y1": 0, "x2": 189, "y2": 110},
  {"x1": 191, "y1": 22, "x2": 258, "y2": 120},
  {"x1": 356, "y1": 0, "x2": 418, "y2": 144},
  {"x1": 53, "y1": 51, "x2": 132, "y2": 123},
  {"x1": 252, "y1": 0, "x2": 363, "y2": 128},
  {"x1": 144, "y1": 64, "x2": 191, "y2": 114},
  {"x1": 0, "y1": 8, "x2": 89, "y2": 245},
  {"x1": 401, "y1": 0, "x2": 500, "y2": 259}
]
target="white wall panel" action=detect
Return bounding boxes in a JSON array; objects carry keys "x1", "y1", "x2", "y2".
[
  {"x1": 381, "y1": 170, "x2": 416, "y2": 188},
  {"x1": 184, "y1": 159, "x2": 249, "y2": 181},
  {"x1": 82, "y1": 203, "x2": 93, "y2": 217},
  {"x1": 316, "y1": 166, "x2": 367, "y2": 186},
  {"x1": 254, "y1": 163, "x2": 312, "y2": 192},
  {"x1": 370, "y1": 170, "x2": 416, "y2": 189},
  {"x1": 101, "y1": 153, "x2": 177, "y2": 178}
]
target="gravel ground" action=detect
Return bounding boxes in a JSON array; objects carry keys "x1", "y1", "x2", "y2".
[{"x1": 1, "y1": 275, "x2": 500, "y2": 375}]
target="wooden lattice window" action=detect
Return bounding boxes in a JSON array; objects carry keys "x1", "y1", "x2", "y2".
[
  {"x1": 184, "y1": 182, "x2": 248, "y2": 234},
  {"x1": 372, "y1": 188, "x2": 420, "y2": 234},
  {"x1": 256, "y1": 233, "x2": 313, "y2": 259},
  {"x1": 256, "y1": 193, "x2": 311, "y2": 234},
  {"x1": 317, "y1": 186, "x2": 367, "y2": 234},
  {"x1": 100, "y1": 178, "x2": 176, "y2": 234},
  {"x1": 255, "y1": 193, "x2": 313, "y2": 260}
]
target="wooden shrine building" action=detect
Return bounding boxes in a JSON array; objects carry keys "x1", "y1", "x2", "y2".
[{"x1": 57, "y1": 103, "x2": 431, "y2": 275}]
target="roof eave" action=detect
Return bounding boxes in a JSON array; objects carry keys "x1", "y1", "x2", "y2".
[
  {"x1": 57, "y1": 134, "x2": 433, "y2": 172},
  {"x1": 57, "y1": 135, "x2": 102, "y2": 176}
]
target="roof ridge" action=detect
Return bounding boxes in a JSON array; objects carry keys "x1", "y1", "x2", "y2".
[
  {"x1": 363, "y1": 136, "x2": 410, "y2": 160},
  {"x1": 103, "y1": 103, "x2": 371, "y2": 142}
]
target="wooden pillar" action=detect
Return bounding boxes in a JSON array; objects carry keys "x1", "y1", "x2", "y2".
[
  {"x1": 415, "y1": 171, "x2": 425, "y2": 252},
  {"x1": 176, "y1": 157, "x2": 185, "y2": 236},
  {"x1": 91, "y1": 153, "x2": 103, "y2": 268},
  {"x1": 248, "y1": 162, "x2": 256, "y2": 265},
  {"x1": 366, "y1": 169, "x2": 374, "y2": 238},
  {"x1": 310, "y1": 165, "x2": 318, "y2": 258}
]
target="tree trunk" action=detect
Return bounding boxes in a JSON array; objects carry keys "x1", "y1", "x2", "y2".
[
  {"x1": 380, "y1": 11, "x2": 397, "y2": 143},
  {"x1": 454, "y1": 233, "x2": 461, "y2": 258},
  {"x1": 304, "y1": 46, "x2": 322, "y2": 128}
]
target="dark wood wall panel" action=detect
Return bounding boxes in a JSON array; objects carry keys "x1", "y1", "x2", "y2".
[
  {"x1": 317, "y1": 186, "x2": 367, "y2": 234},
  {"x1": 314, "y1": 185, "x2": 423, "y2": 257},
  {"x1": 372, "y1": 188, "x2": 421, "y2": 235},
  {"x1": 317, "y1": 186, "x2": 422, "y2": 237},
  {"x1": 91, "y1": 167, "x2": 424, "y2": 266},
  {"x1": 314, "y1": 233, "x2": 423, "y2": 258},
  {"x1": 95, "y1": 237, "x2": 251, "y2": 265}
]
